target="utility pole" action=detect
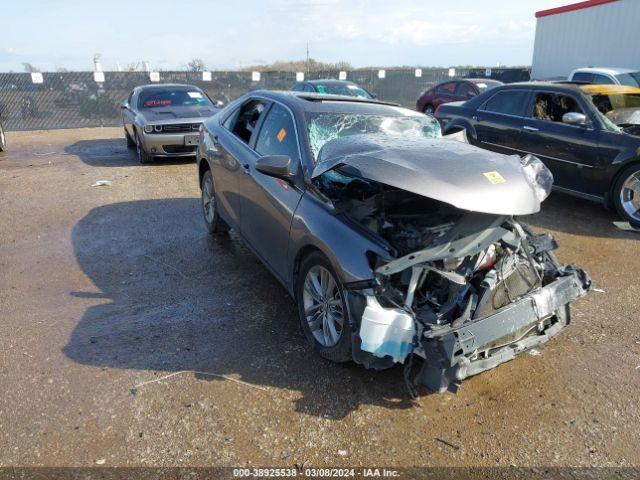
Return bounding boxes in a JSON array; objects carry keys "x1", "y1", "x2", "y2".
[
  {"x1": 93, "y1": 53, "x2": 102, "y2": 72},
  {"x1": 306, "y1": 42, "x2": 309, "y2": 75}
]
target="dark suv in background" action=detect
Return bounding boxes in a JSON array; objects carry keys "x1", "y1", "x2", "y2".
[
  {"x1": 435, "y1": 82, "x2": 640, "y2": 227},
  {"x1": 416, "y1": 79, "x2": 502, "y2": 115}
]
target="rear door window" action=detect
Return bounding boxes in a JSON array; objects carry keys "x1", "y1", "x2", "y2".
[
  {"x1": 436, "y1": 82, "x2": 456, "y2": 94},
  {"x1": 254, "y1": 103, "x2": 300, "y2": 168},
  {"x1": 228, "y1": 99, "x2": 269, "y2": 144},
  {"x1": 455, "y1": 82, "x2": 476, "y2": 98},
  {"x1": 482, "y1": 90, "x2": 530, "y2": 116}
]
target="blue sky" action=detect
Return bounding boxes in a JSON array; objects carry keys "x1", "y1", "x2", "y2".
[{"x1": 1, "y1": 0, "x2": 570, "y2": 72}]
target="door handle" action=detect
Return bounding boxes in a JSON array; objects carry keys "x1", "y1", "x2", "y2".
[
  {"x1": 212, "y1": 135, "x2": 219, "y2": 146},
  {"x1": 523, "y1": 126, "x2": 539, "y2": 132},
  {"x1": 472, "y1": 115, "x2": 481, "y2": 122},
  {"x1": 242, "y1": 163, "x2": 250, "y2": 174}
]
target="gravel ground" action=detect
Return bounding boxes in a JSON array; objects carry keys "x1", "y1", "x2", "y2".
[{"x1": 0, "y1": 127, "x2": 638, "y2": 469}]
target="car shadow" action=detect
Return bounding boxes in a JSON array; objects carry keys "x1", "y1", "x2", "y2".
[
  {"x1": 65, "y1": 138, "x2": 196, "y2": 167},
  {"x1": 63, "y1": 198, "x2": 415, "y2": 420},
  {"x1": 525, "y1": 191, "x2": 639, "y2": 240}
]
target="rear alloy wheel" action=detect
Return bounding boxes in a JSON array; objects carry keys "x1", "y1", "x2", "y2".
[
  {"x1": 613, "y1": 164, "x2": 640, "y2": 228},
  {"x1": 201, "y1": 170, "x2": 230, "y2": 235},
  {"x1": 423, "y1": 104, "x2": 435, "y2": 115},
  {"x1": 296, "y1": 252, "x2": 351, "y2": 362},
  {"x1": 135, "y1": 131, "x2": 152, "y2": 164}
]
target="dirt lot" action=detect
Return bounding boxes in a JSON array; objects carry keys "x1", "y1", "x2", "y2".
[{"x1": 0, "y1": 127, "x2": 639, "y2": 468}]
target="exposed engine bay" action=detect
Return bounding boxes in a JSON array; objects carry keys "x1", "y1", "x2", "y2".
[{"x1": 316, "y1": 167, "x2": 592, "y2": 393}]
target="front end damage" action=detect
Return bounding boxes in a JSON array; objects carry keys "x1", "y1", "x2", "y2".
[
  {"x1": 312, "y1": 135, "x2": 591, "y2": 392},
  {"x1": 357, "y1": 216, "x2": 590, "y2": 392}
]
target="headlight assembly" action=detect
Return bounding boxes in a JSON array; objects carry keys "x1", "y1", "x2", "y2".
[
  {"x1": 521, "y1": 154, "x2": 553, "y2": 202},
  {"x1": 143, "y1": 125, "x2": 154, "y2": 134}
]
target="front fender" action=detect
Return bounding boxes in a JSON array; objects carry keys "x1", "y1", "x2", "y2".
[{"x1": 288, "y1": 193, "x2": 391, "y2": 291}]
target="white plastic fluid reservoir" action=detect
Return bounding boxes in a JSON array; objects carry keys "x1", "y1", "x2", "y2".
[{"x1": 359, "y1": 297, "x2": 416, "y2": 363}]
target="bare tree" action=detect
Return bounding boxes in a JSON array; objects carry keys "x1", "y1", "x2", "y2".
[
  {"x1": 22, "y1": 62, "x2": 40, "y2": 73},
  {"x1": 187, "y1": 58, "x2": 206, "y2": 72}
]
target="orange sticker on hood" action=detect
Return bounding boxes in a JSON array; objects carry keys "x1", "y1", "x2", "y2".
[{"x1": 277, "y1": 128, "x2": 287, "y2": 143}]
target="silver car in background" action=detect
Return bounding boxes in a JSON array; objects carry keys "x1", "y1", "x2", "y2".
[{"x1": 121, "y1": 84, "x2": 218, "y2": 163}]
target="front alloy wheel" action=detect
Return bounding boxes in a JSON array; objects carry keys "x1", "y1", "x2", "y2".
[
  {"x1": 296, "y1": 252, "x2": 351, "y2": 362},
  {"x1": 135, "y1": 132, "x2": 152, "y2": 164},
  {"x1": 614, "y1": 164, "x2": 640, "y2": 228},
  {"x1": 303, "y1": 265, "x2": 344, "y2": 347}
]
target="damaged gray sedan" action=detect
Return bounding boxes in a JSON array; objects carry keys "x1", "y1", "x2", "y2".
[{"x1": 197, "y1": 91, "x2": 591, "y2": 393}]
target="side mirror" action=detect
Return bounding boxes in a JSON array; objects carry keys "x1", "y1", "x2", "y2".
[
  {"x1": 255, "y1": 155, "x2": 295, "y2": 179},
  {"x1": 370, "y1": 92, "x2": 378, "y2": 99},
  {"x1": 120, "y1": 102, "x2": 128, "y2": 110},
  {"x1": 562, "y1": 112, "x2": 588, "y2": 126},
  {"x1": 466, "y1": 91, "x2": 476, "y2": 98}
]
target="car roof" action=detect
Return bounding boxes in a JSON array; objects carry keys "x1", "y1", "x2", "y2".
[
  {"x1": 571, "y1": 67, "x2": 638, "y2": 75},
  {"x1": 579, "y1": 84, "x2": 640, "y2": 95},
  {"x1": 466, "y1": 78, "x2": 503, "y2": 85},
  {"x1": 136, "y1": 83, "x2": 201, "y2": 90},
  {"x1": 246, "y1": 90, "x2": 406, "y2": 115},
  {"x1": 306, "y1": 79, "x2": 357, "y2": 85},
  {"x1": 501, "y1": 81, "x2": 587, "y2": 91}
]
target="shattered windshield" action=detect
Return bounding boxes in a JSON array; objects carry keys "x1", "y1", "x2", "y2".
[{"x1": 306, "y1": 109, "x2": 442, "y2": 161}]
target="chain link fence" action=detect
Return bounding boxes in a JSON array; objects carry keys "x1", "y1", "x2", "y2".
[{"x1": 0, "y1": 67, "x2": 529, "y2": 131}]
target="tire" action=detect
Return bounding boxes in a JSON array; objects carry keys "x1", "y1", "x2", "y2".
[
  {"x1": 135, "y1": 131, "x2": 152, "y2": 164},
  {"x1": 296, "y1": 251, "x2": 352, "y2": 363},
  {"x1": 0, "y1": 123, "x2": 5, "y2": 152},
  {"x1": 612, "y1": 163, "x2": 640, "y2": 228},
  {"x1": 125, "y1": 127, "x2": 135, "y2": 149},
  {"x1": 423, "y1": 104, "x2": 435, "y2": 115},
  {"x1": 201, "y1": 169, "x2": 230, "y2": 235}
]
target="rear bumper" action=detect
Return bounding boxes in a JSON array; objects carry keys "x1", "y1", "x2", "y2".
[
  {"x1": 140, "y1": 132, "x2": 197, "y2": 157},
  {"x1": 418, "y1": 267, "x2": 591, "y2": 392}
]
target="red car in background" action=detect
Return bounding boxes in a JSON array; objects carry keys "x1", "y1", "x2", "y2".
[{"x1": 416, "y1": 78, "x2": 503, "y2": 114}]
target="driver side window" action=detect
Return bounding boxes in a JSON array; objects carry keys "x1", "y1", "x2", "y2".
[
  {"x1": 531, "y1": 93, "x2": 584, "y2": 123},
  {"x1": 254, "y1": 103, "x2": 300, "y2": 169}
]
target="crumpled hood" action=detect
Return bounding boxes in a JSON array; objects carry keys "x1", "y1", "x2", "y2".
[
  {"x1": 311, "y1": 135, "x2": 543, "y2": 216},
  {"x1": 140, "y1": 105, "x2": 217, "y2": 122}
]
